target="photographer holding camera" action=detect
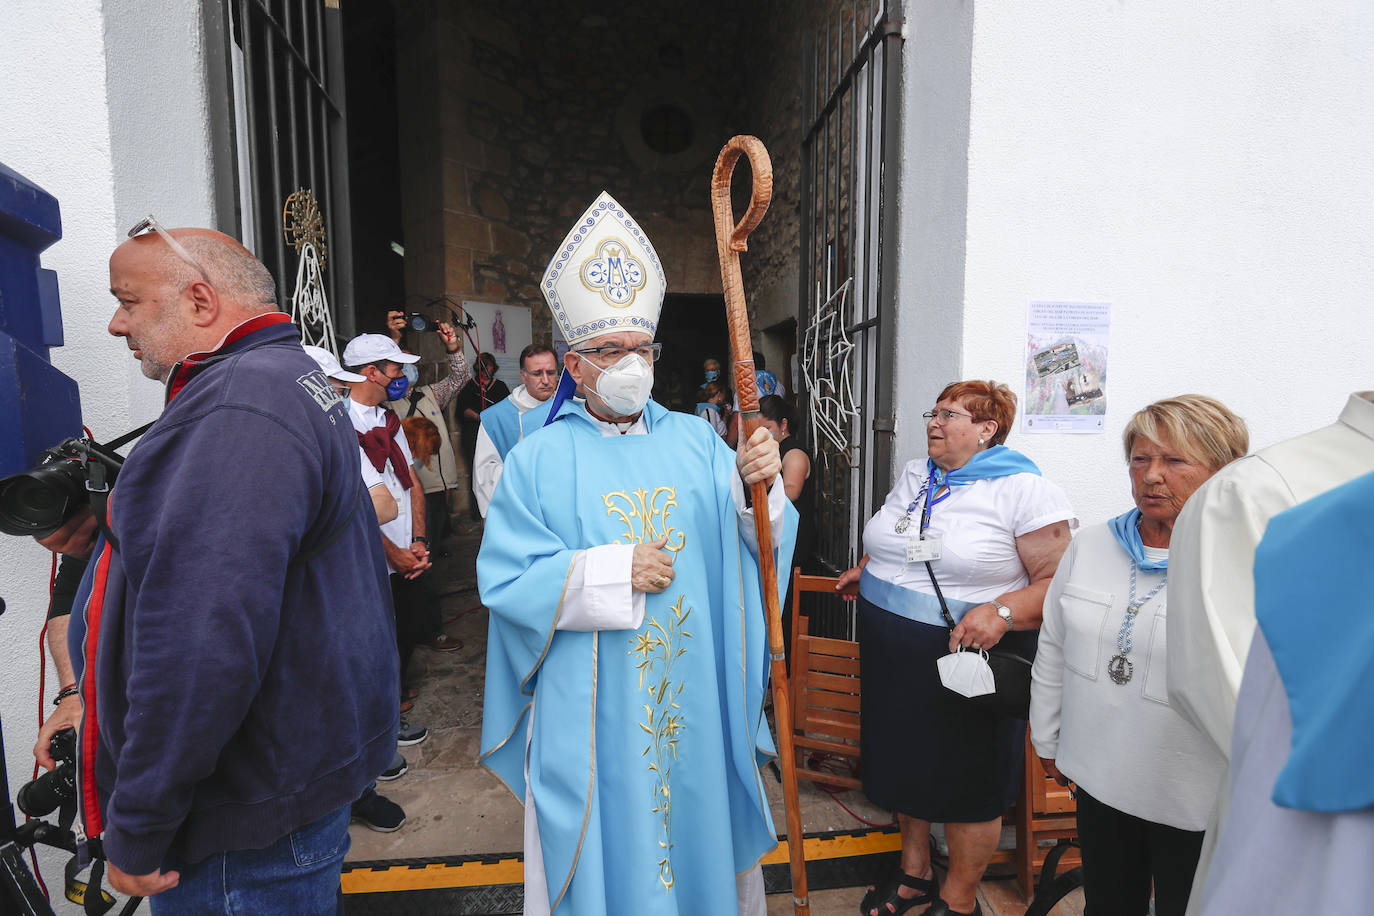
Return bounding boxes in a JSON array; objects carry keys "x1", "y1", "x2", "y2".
[
  {"x1": 383, "y1": 308, "x2": 469, "y2": 556},
  {"x1": 54, "y1": 223, "x2": 398, "y2": 912}
]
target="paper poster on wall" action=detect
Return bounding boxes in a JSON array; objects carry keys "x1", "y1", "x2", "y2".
[
  {"x1": 1022, "y1": 301, "x2": 1110, "y2": 434},
  {"x1": 461, "y1": 300, "x2": 531, "y2": 394}
]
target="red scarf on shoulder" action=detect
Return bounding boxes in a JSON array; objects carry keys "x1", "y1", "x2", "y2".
[{"x1": 357, "y1": 408, "x2": 413, "y2": 490}]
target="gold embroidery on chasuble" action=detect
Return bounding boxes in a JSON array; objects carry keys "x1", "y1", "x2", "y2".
[{"x1": 606, "y1": 486, "x2": 691, "y2": 892}]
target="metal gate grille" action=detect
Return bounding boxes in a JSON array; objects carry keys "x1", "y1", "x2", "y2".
[
  {"x1": 799, "y1": 0, "x2": 902, "y2": 636},
  {"x1": 227, "y1": 0, "x2": 353, "y2": 334}
]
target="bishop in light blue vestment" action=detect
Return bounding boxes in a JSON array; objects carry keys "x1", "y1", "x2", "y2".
[{"x1": 479, "y1": 399, "x2": 796, "y2": 914}]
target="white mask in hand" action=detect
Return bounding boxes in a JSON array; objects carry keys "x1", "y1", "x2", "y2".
[
  {"x1": 937, "y1": 647, "x2": 996, "y2": 699},
  {"x1": 580, "y1": 352, "x2": 654, "y2": 416}
]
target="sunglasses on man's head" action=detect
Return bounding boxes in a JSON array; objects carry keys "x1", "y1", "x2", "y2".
[{"x1": 127, "y1": 215, "x2": 213, "y2": 285}]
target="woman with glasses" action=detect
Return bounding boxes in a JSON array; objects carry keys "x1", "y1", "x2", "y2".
[
  {"x1": 837, "y1": 380, "x2": 1075, "y2": 916},
  {"x1": 1030, "y1": 396, "x2": 1247, "y2": 916}
]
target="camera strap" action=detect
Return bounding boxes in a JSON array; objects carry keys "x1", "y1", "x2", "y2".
[
  {"x1": 64, "y1": 842, "x2": 122, "y2": 915},
  {"x1": 84, "y1": 422, "x2": 153, "y2": 554},
  {"x1": 103, "y1": 423, "x2": 153, "y2": 452},
  {"x1": 84, "y1": 461, "x2": 121, "y2": 554}
]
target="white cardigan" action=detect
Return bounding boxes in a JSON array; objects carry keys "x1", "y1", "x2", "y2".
[{"x1": 1030, "y1": 523, "x2": 1224, "y2": 831}]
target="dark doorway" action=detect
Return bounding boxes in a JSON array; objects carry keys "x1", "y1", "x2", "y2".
[
  {"x1": 654, "y1": 293, "x2": 729, "y2": 414},
  {"x1": 340, "y1": 2, "x2": 405, "y2": 336}
]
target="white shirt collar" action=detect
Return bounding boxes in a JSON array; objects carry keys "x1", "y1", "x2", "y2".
[
  {"x1": 510, "y1": 384, "x2": 548, "y2": 412},
  {"x1": 582, "y1": 402, "x2": 647, "y2": 437}
]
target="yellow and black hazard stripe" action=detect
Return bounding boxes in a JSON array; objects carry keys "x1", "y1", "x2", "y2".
[{"x1": 341, "y1": 826, "x2": 901, "y2": 914}]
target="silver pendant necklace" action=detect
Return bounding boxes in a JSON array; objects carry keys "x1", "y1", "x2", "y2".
[{"x1": 1108, "y1": 562, "x2": 1167, "y2": 685}]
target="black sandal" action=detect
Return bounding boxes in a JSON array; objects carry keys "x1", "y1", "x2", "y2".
[{"x1": 858, "y1": 868, "x2": 939, "y2": 916}]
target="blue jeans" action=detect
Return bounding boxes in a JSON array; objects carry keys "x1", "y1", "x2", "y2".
[{"x1": 148, "y1": 804, "x2": 350, "y2": 915}]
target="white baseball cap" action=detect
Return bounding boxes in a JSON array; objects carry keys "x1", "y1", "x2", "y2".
[
  {"x1": 302, "y1": 344, "x2": 365, "y2": 383},
  {"x1": 341, "y1": 333, "x2": 421, "y2": 367}
]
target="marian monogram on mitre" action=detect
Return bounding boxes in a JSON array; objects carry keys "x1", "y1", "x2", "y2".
[{"x1": 581, "y1": 238, "x2": 645, "y2": 307}]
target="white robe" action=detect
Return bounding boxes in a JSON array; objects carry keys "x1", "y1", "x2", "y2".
[
  {"x1": 473, "y1": 385, "x2": 548, "y2": 517},
  {"x1": 1166, "y1": 391, "x2": 1374, "y2": 913}
]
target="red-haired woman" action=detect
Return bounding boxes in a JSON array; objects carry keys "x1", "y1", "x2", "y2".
[{"x1": 837, "y1": 380, "x2": 1076, "y2": 916}]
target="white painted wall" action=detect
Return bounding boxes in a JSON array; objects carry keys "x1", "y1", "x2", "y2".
[
  {"x1": 898, "y1": 0, "x2": 1374, "y2": 529},
  {"x1": 0, "y1": 1, "x2": 219, "y2": 905}
]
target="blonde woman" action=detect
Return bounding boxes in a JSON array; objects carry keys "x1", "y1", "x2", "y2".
[{"x1": 1030, "y1": 395, "x2": 1248, "y2": 916}]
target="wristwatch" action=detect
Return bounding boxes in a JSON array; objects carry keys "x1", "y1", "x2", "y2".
[
  {"x1": 412, "y1": 536, "x2": 429, "y2": 547},
  {"x1": 993, "y1": 601, "x2": 1014, "y2": 631}
]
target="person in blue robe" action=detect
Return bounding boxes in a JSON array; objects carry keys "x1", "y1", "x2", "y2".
[
  {"x1": 1196, "y1": 469, "x2": 1374, "y2": 914},
  {"x1": 472, "y1": 344, "x2": 560, "y2": 517},
  {"x1": 478, "y1": 191, "x2": 797, "y2": 915}
]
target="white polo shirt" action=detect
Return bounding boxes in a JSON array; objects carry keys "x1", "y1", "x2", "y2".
[{"x1": 348, "y1": 397, "x2": 416, "y2": 569}]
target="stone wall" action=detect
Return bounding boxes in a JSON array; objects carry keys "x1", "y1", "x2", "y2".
[
  {"x1": 391, "y1": 0, "x2": 869, "y2": 390},
  {"x1": 394, "y1": 0, "x2": 811, "y2": 349}
]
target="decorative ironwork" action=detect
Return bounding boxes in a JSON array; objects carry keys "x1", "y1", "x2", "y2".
[
  {"x1": 800, "y1": 278, "x2": 860, "y2": 468},
  {"x1": 282, "y1": 189, "x2": 338, "y2": 355},
  {"x1": 283, "y1": 188, "x2": 328, "y2": 271},
  {"x1": 799, "y1": 0, "x2": 903, "y2": 638}
]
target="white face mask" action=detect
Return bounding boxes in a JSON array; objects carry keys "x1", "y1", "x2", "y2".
[
  {"x1": 580, "y1": 352, "x2": 655, "y2": 417},
  {"x1": 936, "y1": 648, "x2": 996, "y2": 699}
]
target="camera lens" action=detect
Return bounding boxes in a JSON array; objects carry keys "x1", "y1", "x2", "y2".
[
  {"x1": 406, "y1": 313, "x2": 433, "y2": 333},
  {"x1": 17, "y1": 764, "x2": 76, "y2": 818},
  {"x1": 0, "y1": 464, "x2": 85, "y2": 538}
]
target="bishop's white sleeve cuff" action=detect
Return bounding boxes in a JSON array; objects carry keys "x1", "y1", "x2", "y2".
[
  {"x1": 732, "y1": 471, "x2": 787, "y2": 553},
  {"x1": 557, "y1": 543, "x2": 645, "y2": 632}
]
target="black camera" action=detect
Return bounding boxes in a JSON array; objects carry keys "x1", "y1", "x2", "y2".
[
  {"x1": 405, "y1": 309, "x2": 475, "y2": 334},
  {"x1": 17, "y1": 728, "x2": 77, "y2": 818},
  {"x1": 0, "y1": 437, "x2": 124, "y2": 538}
]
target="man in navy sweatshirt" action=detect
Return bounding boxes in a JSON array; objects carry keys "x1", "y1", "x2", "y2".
[{"x1": 67, "y1": 221, "x2": 398, "y2": 912}]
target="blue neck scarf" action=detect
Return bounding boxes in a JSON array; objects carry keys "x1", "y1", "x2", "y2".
[
  {"x1": 1108, "y1": 508, "x2": 1168, "y2": 571},
  {"x1": 927, "y1": 444, "x2": 1040, "y2": 489}
]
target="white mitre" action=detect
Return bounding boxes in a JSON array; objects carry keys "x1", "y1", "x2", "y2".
[{"x1": 541, "y1": 191, "x2": 666, "y2": 346}]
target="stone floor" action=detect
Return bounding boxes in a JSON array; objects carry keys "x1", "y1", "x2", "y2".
[{"x1": 345, "y1": 519, "x2": 1085, "y2": 915}]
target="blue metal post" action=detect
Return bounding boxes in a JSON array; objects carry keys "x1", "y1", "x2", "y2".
[{"x1": 0, "y1": 162, "x2": 80, "y2": 476}]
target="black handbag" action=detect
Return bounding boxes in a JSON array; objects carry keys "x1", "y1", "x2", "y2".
[{"x1": 924, "y1": 558, "x2": 1034, "y2": 720}]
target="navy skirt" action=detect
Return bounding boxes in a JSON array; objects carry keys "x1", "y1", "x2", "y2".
[{"x1": 856, "y1": 595, "x2": 1036, "y2": 823}]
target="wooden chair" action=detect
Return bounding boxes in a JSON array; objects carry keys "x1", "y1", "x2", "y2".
[
  {"x1": 989, "y1": 735, "x2": 1080, "y2": 899},
  {"x1": 782, "y1": 570, "x2": 1079, "y2": 900},
  {"x1": 1010, "y1": 737, "x2": 1080, "y2": 900},
  {"x1": 786, "y1": 570, "x2": 862, "y2": 791}
]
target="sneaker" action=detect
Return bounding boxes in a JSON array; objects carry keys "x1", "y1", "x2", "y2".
[
  {"x1": 425, "y1": 633, "x2": 464, "y2": 652},
  {"x1": 351, "y1": 789, "x2": 406, "y2": 832},
  {"x1": 378, "y1": 751, "x2": 407, "y2": 781},
  {"x1": 397, "y1": 719, "x2": 429, "y2": 747}
]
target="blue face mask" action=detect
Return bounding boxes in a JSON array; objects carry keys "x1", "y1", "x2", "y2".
[
  {"x1": 386, "y1": 375, "x2": 410, "y2": 400},
  {"x1": 705, "y1": 369, "x2": 719, "y2": 382},
  {"x1": 401, "y1": 364, "x2": 419, "y2": 386}
]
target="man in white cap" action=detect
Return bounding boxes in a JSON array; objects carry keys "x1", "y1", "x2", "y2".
[
  {"x1": 471, "y1": 343, "x2": 561, "y2": 517},
  {"x1": 478, "y1": 192, "x2": 796, "y2": 915},
  {"x1": 303, "y1": 345, "x2": 399, "y2": 526},
  {"x1": 340, "y1": 334, "x2": 444, "y2": 714}
]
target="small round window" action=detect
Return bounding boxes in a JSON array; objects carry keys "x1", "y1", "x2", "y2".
[{"x1": 640, "y1": 104, "x2": 695, "y2": 156}]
